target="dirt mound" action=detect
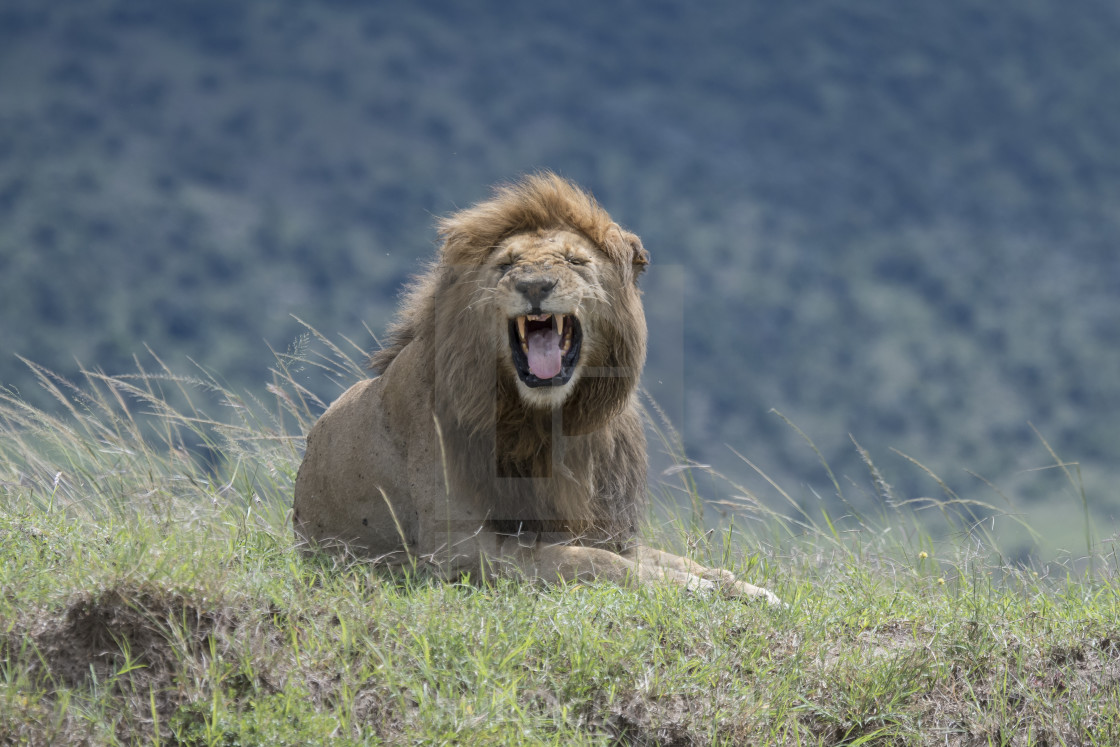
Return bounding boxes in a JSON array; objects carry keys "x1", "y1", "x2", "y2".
[
  {"x1": 0, "y1": 582, "x2": 253, "y2": 744},
  {"x1": 30, "y1": 584, "x2": 232, "y2": 692}
]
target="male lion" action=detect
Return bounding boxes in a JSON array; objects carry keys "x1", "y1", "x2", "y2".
[{"x1": 293, "y1": 173, "x2": 779, "y2": 604}]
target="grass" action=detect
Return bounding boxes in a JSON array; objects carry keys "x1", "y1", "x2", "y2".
[{"x1": 2, "y1": 335, "x2": 1119, "y2": 745}]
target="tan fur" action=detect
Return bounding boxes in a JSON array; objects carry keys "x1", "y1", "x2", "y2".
[{"x1": 293, "y1": 173, "x2": 779, "y2": 604}]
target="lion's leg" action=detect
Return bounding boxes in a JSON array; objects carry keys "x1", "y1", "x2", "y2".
[
  {"x1": 416, "y1": 528, "x2": 779, "y2": 602},
  {"x1": 505, "y1": 542, "x2": 718, "y2": 593},
  {"x1": 625, "y1": 545, "x2": 782, "y2": 606}
]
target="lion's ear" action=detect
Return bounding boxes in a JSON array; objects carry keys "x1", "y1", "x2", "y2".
[
  {"x1": 629, "y1": 236, "x2": 650, "y2": 278},
  {"x1": 631, "y1": 238, "x2": 650, "y2": 269},
  {"x1": 614, "y1": 224, "x2": 649, "y2": 278}
]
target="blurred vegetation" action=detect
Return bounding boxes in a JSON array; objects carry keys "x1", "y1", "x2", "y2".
[{"x1": 1, "y1": 0, "x2": 1118, "y2": 554}]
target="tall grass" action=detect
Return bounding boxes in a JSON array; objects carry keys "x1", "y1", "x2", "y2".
[{"x1": 1, "y1": 332, "x2": 1117, "y2": 745}]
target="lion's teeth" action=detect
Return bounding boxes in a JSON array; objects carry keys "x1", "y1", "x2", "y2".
[{"x1": 518, "y1": 313, "x2": 572, "y2": 347}]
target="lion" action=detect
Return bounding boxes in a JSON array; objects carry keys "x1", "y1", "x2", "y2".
[{"x1": 292, "y1": 172, "x2": 779, "y2": 604}]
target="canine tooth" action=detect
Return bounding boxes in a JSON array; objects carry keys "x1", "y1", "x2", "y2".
[
  {"x1": 516, "y1": 316, "x2": 527, "y2": 342},
  {"x1": 553, "y1": 314, "x2": 563, "y2": 332}
]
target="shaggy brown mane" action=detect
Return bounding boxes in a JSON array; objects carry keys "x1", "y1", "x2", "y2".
[{"x1": 369, "y1": 172, "x2": 648, "y2": 375}]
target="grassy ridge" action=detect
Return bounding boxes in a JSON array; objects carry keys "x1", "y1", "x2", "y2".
[{"x1": 2, "y1": 344, "x2": 1118, "y2": 745}]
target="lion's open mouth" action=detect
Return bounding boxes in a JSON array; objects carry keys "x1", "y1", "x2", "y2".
[{"x1": 508, "y1": 313, "x2": 582, "y2": 388}]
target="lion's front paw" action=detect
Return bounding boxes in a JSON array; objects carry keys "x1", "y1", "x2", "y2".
[
  {"x1": 697, "y1": 567, "x2": 737, "y2": 586},
  {"x1": 682, "y1": 573, "x2": 720, "y2": 595},
  {"x1": 725, "y1": 579, "x2": 783, "y2": 607},
  {"x1": 681, "y1": 573, "x2": 782, "y2": 607}
]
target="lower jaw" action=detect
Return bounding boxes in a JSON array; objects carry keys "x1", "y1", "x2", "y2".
[{"x1": 515, "y1": 373, "x2": 578, "y2": 403}]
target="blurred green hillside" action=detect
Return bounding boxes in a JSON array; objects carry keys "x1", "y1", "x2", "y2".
[{"x1": 2, "y1": 0, "x2": 1118, "y2": 557}]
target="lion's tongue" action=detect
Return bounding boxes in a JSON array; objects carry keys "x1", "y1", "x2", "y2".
[{"x1": 526, "y1": 328, "x2": 562, "y2": 380}]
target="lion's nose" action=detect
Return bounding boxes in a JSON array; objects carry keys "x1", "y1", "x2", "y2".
[{"x1": 514, "y1": 278, "x2": 557, "y2": 308}]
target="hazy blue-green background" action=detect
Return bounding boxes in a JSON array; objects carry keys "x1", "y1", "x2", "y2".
[{"x1": 3, "y1": 1, "x2": 1118, "y2": 558}]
